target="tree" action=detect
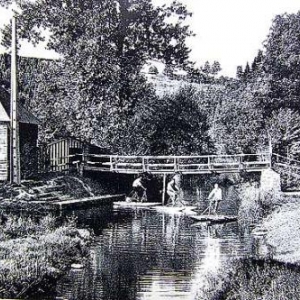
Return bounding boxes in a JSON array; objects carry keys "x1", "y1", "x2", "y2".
[
  {"x1": 201, "y1": 61, "x2": 211, "y2": 75},
  {"x1": 0, "y1": 0, "x2": 194, "y2": 148},
  {"x1": 244, "y1": 62, "x2": 250, "y2": 78},
  {"x1": 124, "y1": 87, "x2": 211, "y2": 155},
  {"x1": 251, "y1": 50, "x2": 264, "y2": 73},
  {"x1": 211, "y1": 61, "x2": 221, "y2": 76},
  {"x1": 163, "y1": 63, "x2": 175, "y2": 78},
  {"x1": 267, "y1": 108, "x2": 300, "y2": 156},
  {"x1": 236, "y1": 65, "x2": 243, "y2": 80},
  {"x1": 260, "y1": 12, "x2": 300, "y2": 111}
]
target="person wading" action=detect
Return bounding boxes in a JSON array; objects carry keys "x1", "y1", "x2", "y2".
[
  {"x1": 208, "y1": 183, "x2": 222, "y2": 214},
  {"x1": 167, "y1": 172, "x2": 183, "y2": 206}
]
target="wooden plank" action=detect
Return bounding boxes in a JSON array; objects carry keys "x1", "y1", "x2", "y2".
[
  {"x1": 115, "y1": 163, "x2": 143, "y2": 167},
  {"x1": 53, "y1": 194, "x2": 125, "y2": 210}
]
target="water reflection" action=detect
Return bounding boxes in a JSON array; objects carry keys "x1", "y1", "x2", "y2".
[{"x1": 56, "y1": 206, "x2": 253, "y2": 300}]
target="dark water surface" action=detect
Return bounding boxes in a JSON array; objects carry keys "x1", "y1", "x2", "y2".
[{"x1": 55, "y1": 188, "x2": 256, "y2": 300}]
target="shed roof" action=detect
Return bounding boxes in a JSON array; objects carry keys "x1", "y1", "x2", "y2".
[{"x1": 0, "y1": 87, "x2": 39, "y2": 125}]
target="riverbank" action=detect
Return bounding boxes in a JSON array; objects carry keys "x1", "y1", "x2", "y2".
[
  {"x1": 0, "y1": 214, "x2": 91, "y2": 299},
  {"x1": 259, "y1": 196, "x2": 300, "y2": 265},
  {"x1": 0, "y1": 174, "x2": 112, "y2": 212},
  {"x1": 196, "y1": 181, "x2": 300, "y2": 300}
]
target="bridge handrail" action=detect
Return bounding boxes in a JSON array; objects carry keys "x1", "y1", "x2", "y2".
[
  {"x1": 273, "y1": 153, "x2": 300, "y2": 165},
  {"x1": 84, "y1": 153, "x2": 270, "y2": 160},
  {"x1": 48, "y1": 151, "x2": 271, "y2": 174}
]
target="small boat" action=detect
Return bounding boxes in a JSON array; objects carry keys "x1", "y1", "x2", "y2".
[
  {"x1": 114, "y1": 201, "x2": 162, "y2": 208},
  {"x1": 153, "y1": 206, "x2": 198, "y2": 216},
  {"x1": 190, "y1": 214, "x2": 238, "y2": 223}
]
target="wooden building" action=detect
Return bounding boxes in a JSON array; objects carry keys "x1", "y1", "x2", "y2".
[
  {"x1": 0, "y1": 87, "x2": 39, "y2": 181},
  {"x1": 45, "y1": 137, "x2": 107, "y2": 172}
]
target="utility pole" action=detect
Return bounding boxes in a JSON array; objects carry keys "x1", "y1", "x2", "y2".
[{"x1": 10, "y1": 12, "x2": 21, "y2": 184}]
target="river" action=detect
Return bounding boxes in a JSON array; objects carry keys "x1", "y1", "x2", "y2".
[{"x1": 53, "y1": 187, "x2": 258, "y2": 300}]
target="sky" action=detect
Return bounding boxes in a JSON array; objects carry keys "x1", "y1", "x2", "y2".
[{"x1": 0, "y1": 0, "x2": 300, "y2": 77}]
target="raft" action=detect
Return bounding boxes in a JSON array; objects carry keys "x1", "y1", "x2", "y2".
[
  {"x1": 153, "y1": 206, "x2": 198, "y2": 216},
  {"x1": 190, "y1": 214, "x2": 238, "y2": 223},
  {"x1": 114, "y1": 201, "x2": 162, "y2": 208}
]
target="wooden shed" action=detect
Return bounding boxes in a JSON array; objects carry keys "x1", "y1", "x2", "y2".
[
  {"x1": 0, "y1": 87, "x2": 39, "y2": 181},
  {"x1": 45, "y1": 137, "x2": 107, "y2": 172}
]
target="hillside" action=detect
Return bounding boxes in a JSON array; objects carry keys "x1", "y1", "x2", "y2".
[
  {"x1": 142, "y1": 60, "x2": 222, "y2": 97},
  {"x1": 144, "y1": 73, "x2": 213, "y2": 97}
]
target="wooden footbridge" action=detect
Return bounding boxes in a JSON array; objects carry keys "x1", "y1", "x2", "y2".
[
  {"x1": 44, "y1": 147, "x2": 272, "y2": 204},
  {"x1": 80, "y1": 153, "x2": 271, "y2": 174},
  {"x1": 45, "y1": 138, "x2": 272, "y2": 175}
]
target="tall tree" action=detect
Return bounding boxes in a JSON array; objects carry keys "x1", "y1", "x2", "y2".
[
  {"x1": 130, "y1": 87, "x2": 211, "y2": 155},
  {"x1": 0, "y1": 0, "x2": 194, "y2": 147},
  {"x1": 201, "y1": 61, "x2": 211, "y2": 76},
  {"x1": 236, "y1": 65, "x2": 243, "y2": 80},
  {"x1": 211, "y1": 61, "x2": 221, "y2": 75}
]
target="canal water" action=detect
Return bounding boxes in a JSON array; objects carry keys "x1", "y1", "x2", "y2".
[{"x1": 55, "y1": 187, "x2": 257, "y2": 300}]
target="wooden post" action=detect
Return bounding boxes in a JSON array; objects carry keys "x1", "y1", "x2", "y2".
[
  {"x1": 162, "y1": 173, "x2": 166, "y2": 205},
  {"x1": 268, "y1": 134, "x2": 272, "y2": 168},
  {"x1": 110, "y1": 156, "x2": 113, "y2": 171},
  {"x1": 239, "y1": 155, "x2": 242, "y2": 171},
  {"x1": 10, "y1": 13, "x2": 21, "y2": 185}
]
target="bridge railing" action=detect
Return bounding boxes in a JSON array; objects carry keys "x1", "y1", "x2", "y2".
[{"x1": 83, "y1": 153, "x2": 271, "y2": 174}]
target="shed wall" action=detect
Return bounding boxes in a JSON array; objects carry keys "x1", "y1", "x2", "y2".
[
  {"x1": 48, "y1": 138, "x2": 84, "y2": 172},
  {"x1": 0, "y1": 123, "x2": 8, "y2": 180}
]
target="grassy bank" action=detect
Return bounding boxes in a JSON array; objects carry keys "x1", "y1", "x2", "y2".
[
  {"x1": 260, "y1": 199, "x2": 300, "y2": 264},
  {"x1": 237, "y1": 180, "x2": 300, "y2": 264},
  {"x1": 198, "y1": 258, "x2": 300, "y2": 300},
  {"x1": 0, "y1": 214, "x2": 91, "y2": 299}
]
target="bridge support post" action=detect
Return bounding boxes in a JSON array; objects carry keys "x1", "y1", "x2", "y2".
[{"x1": 162, "y1": 173, "x2": 166, "y2": 205}]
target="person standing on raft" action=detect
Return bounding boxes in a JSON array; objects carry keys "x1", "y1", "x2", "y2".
[
  {"x1": 167, "y1": 172, "x2": 183, "y2": 206},
  {"x1": 208, "y1": 183, "x2": 222, "y2": 214}
]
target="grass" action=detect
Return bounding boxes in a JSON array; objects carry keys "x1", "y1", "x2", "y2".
[
  {"x1": 198, "y1": 258, "x2": 300, "y2": 300},
  {"x1": 237, "y1": 182, "x2": 263, "y2": 227},
  {"x1": 49, "y1": 175, "x2": 107, "y2": 199},
  {"x1": 262, "y1": 199, "x2": 300, "y2": 264},
  {"x1": 0, "y1": 213, "x2": 91, "y2": 299}
]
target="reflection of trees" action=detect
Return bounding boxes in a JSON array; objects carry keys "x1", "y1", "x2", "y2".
[{"x1": 58, "y1": 210, "x2": 249, "y2": 300}]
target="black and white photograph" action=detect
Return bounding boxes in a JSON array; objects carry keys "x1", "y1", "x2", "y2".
[{"x1": 0, "y1": 0, "x2": 300, "y2": 299}]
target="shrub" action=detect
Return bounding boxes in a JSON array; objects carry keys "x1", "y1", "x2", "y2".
[{"x1": 0, "y1": 214, "x2": 91, "y2": 299}]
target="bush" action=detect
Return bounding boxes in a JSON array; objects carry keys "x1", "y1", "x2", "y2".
[
  {"x1": 0, "y1": 214, "x2": 91, "y2": 299},
  {"x1": 202, "y1": 258, "x2": 300, "y2": 300}
]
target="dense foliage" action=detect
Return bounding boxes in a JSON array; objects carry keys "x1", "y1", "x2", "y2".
[
  {"x1": 0, "y1": 214, "x2": 91, "y2": 299},
  {"x1": 208, "y1": 12, "x2": 300, "y2": 156},
  {"x1": 1, "y1": 2, "x2": 300, "y2": 156},
  {"x1": 0, "y1": 0, "x2": 194, "y2": 149}
]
